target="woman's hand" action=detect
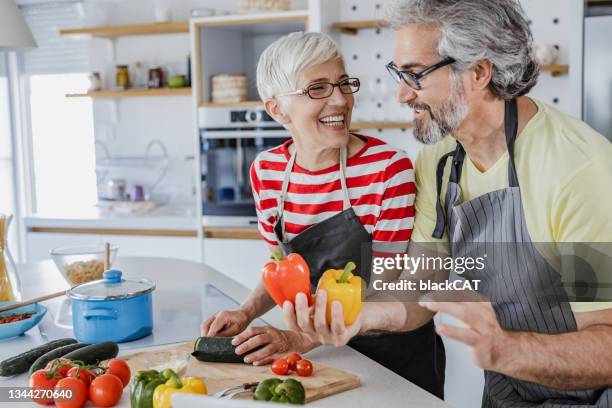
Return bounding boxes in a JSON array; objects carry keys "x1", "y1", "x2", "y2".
[
  {"x1": 232, "y1": 326, "x2": 317, "y2": 366},
  {"x1": 201, "y1": 309, "x2": 251, "y2": 337},
  {"x1": 283, "y1": 291, "x2": 362, "y2": 347}
]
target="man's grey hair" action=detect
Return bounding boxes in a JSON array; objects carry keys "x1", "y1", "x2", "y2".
[
  {"x1": 256, "y1": 31, "x2": 342, "y2": 101},
  {"x1": 384, "y1": 0, "x2": 539, "y2": 99}
]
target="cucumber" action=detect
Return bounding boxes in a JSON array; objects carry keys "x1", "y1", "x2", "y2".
[
  {"x1": 191, "y1": 336, "x2": 250, "y2": 364},
  {"x1": 28, "y1": 343, "x2": 89, "y2": 376},
  {"x1": 0, "y1": 338, "x2": 77, "y2": 377},
  {"x1": 62, "y1": 341, "x2": 119, "y2": 365}
]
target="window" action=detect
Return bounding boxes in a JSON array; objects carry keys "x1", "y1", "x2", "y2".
[{"x1": 20, "y1": 2, "x2": 96, "y2": 214}]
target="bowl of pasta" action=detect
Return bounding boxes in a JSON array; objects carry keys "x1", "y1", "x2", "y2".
[{"x1": 50, "y1": 244, "x2": 118, "y2": 286}]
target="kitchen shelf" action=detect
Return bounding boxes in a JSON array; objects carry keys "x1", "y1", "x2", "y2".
[
  {"x1": 199, "y1": 100, "x2": 264, "y2": 108},
  {"x1": 203, "y1": 227, "x2": 260, "y2": 240},
  {"x1": 66, "y1": 88, "x2": 192, "y2": 98},
  {"x1": 331, "y1": 19, "x2": 389, "y2": 35},
  {"x1": 59, "y1": 22, "x2": 189, "y2": 38},
  {"x1": 540, "y1": 64, "x2": 569, "y2": 76},
  {"x1": 350, "y1": 122, "x2": 413, "y2": 131}
]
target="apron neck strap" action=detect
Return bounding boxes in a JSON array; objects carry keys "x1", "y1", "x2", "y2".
[
  {"x1": 505, "y1": 98, "x2": 520, "y2": 188},
  {"x1": 278, "y1": 145, "x2": 351, "y2": 241}
]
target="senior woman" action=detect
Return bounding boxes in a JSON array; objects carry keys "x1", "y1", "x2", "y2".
[{"x1": 201, "y1": 31, "x2": 445, "y2": 398}]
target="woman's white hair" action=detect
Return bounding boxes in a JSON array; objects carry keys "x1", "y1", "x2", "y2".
[{"x1": 256, "y1": 31, "x2": 342, "y2": 101}]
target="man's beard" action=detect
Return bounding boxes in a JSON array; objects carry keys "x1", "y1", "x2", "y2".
[{"x1": 410, "y1": 76, "x2": 468, "y2": 145}]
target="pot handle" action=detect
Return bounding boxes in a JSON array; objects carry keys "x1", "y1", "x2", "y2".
[{"x1": 82, "y1": 308, "x2": 117, "y2": 320}]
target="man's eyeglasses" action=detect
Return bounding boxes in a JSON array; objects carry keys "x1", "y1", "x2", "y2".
[
  {"x1": 386, "y1": 57, "x2": 456, "y2": 90},
  {"x1": 276, "y1": 78, "x2": 360, "y2": 100}
]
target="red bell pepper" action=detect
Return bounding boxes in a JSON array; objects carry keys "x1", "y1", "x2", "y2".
[{"x1": 262, "y1": 253, "x2": 312, "y2": 307}]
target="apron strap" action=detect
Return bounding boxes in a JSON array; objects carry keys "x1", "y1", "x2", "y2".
[
  {"x1": 432, "y1": 148, "x2": 459, "y2": 239},
  {"x1": 278, "y1": 145, "x2": 350, "y2": 241},
  {"x1": 504, "y1": 98, "x2": 520, "y2": 188}
]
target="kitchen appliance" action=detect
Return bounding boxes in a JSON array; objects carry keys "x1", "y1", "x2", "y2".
[
  {"x1": 583, "y1": 8, "x2": 612, "y2": 141},
  {"x1": 122, "y1": 341, "x2": 361, "y2": 403},
  {"x1": 67, "y1": 269, "x2": 155, "y2": 343},
  {"x1": 199, "y1": 107, "x2": 289, "y2": 219}
]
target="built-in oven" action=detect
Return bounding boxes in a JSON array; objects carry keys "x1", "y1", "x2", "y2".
[{"x1": 199, "y1": 107, "x2": 289, "y2": 222}]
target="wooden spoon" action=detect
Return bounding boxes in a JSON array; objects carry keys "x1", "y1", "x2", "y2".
[{"x1": 0, "y1": 290, "x2": 66, "y2": 313}]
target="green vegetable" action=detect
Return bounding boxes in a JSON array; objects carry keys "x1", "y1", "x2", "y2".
[
  {"x1": 130, "y1": 369, "x2": 166, "y2": 408},
  {"x1": 28, "y1": 343, "x2": 89, "y2": 376},
  {"x1": 61, "y1": 341, "x2": 118, "y2": 365},
  {"x1": 191, "y1": 336, "x2": 249, "y2": 364},
  {"x1": 253, "y1": 378, "x2": 305, "y2": 405},
  {"x1": 0, "y1": 338, "x2": 77, "y2": 377}
]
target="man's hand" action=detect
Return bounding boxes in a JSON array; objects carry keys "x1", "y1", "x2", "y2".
[
  {"x1": 283, "y1": 291, "x2": 362, "y2": 347},
  {"x1": 201, "y1": 309, "x2": 252, "y2": 337},
  {"x1": 419, "y1": 300, "x2": 510, "y2": 371},
  {"x1": 232, "y1": 326, "x2": 318, "y2": 366}
]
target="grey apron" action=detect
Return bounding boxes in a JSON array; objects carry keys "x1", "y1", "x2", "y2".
[
  {"x1": 433, "y1": 99, "x2": 612, "y2": 407},
  {"x1": 274, "y1": 144, "x2": 446, "y2": 399}
]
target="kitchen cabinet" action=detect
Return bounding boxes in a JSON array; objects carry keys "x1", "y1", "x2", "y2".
[
  {"x1": 26, "y1": 232, "x2": 201, "y2": 263},
  {"x1": 202, "y1": 238, "x2": 269, "y2": 290}
]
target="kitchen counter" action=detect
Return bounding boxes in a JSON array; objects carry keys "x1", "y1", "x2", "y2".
[
  {"x1": 24, "y1": 205, "x2": 198, "y2": 232},
  {"x1": 0, "y1": 257, "x2": 448, "y2": 407}
]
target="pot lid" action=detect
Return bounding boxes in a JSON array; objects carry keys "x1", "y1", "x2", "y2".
[{"x1": 68, "y1": 270, "x2": 155, "y2": 301}]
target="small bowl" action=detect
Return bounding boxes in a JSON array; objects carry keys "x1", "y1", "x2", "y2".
[
  {"x1": 50, "y1": 244, "x2": 118, "y2": 286},
  {"x1": 144, "y1": 349, "x2": 191, "y2": 376},
  {"x1": 0, "y1": 302, "x2": 47, "y2": 340}
]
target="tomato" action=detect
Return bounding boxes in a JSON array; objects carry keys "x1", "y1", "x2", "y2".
[
  {"x1": 89, "y1": 373, "x2": 124, "y2": 407},
  {"x1": 66, "y1": 366, "x2": 93, "y2": 387},
  {"x1": 54, "y1": 377, "x2": 88, "y2": 408},
  {"x1": 285, "y1": 352, "x2": 301, "y2": 371},
  {"x1": 105, "y1": 359, "x2": 131, "y2": 388},
  {"x1": 30, "y1": 369, "x2": 60, "y2": 405},
  {"x1": 271, "y1": 358, "x2": 289, "y2": 375},
  {"x1": 295, "y1": 359, "x2": 313, "y2": 377},
  {"x1": 45, "y1": 358, "x2": 73, "y2": 378}
]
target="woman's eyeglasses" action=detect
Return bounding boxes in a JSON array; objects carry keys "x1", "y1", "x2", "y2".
[
  {"x1": 386, "y1": 57, "x2": 456, "y2": 90},
  {"x1": 276, "y1": 77, "x2": 360, "y2": 100}
]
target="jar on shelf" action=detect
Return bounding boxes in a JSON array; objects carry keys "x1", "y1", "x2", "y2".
[
  {"x1": 115, "y1": 65, "x2": 131, "y2": 89},
  {"x1": 0, "y1": 215, "x2": 21, "y2": 302}
]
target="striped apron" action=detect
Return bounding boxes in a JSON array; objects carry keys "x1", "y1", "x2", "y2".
[{"x1": 433, "y1": 99, "x2": 612, "y2": 407}]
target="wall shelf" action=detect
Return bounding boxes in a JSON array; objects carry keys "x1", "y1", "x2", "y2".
[
  {"x1": 540, "y1": 64, "x2": 569, "y2": 76},
  {"x1": 199, "y1": 101, "x2": 264, "y2": 108},
  {"x1": 59, "y1": 22, "x2": 189, "y2": 38},
  {"x1": 331, "y1": 19, "x2": 389, "y2": 35},
  {"x1": 66, "y1": 88, "x2": 192, "y2": 98},
  {"x1": 350, "y1": 122, "x2": 413, "y2": 131}
]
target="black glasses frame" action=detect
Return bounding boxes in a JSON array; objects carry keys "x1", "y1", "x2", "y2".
[
  {"x1": 386, "y1": 57, "x2": 456, "y2": 90},
  {"x1": 276, "y1": 77, "x2": 361, "y2": 100}
]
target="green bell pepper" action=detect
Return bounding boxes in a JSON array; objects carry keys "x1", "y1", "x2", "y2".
[{"x1": 130, "y1": 370, "x2": 167, "y2": 408}]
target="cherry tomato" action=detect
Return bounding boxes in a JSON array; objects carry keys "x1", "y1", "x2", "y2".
[
  {"x1": 285, "y1": 352, "x2": 302, "y2": 371},
  {"x1": 89, "y1": 373, "x2": 123, "y2": 407},
  {"x1": 66, "y1": 366, "x2": 93, "y2": 387},
  {"x1": 30, "y1": 369, "x2": 60, "y2": 405},
  {"x1": 54, "y1": 377, "x2": 88, "y2": 408},
  {"x1": 105, "y1": 359, "x2": 131, "y2": 388},
  {"x1": 295, "y1": 359, "x2": 313, "y2": 377},
  {"x1": 271, "y1": 358, "x2": 290, "y2": 375}
]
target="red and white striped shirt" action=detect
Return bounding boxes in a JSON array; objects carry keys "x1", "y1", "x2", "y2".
[{"x1": 250, "y1": 135, "x2": 415, "y2": 252}]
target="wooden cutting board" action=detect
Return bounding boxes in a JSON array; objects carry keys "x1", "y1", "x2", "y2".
[{"x1": 122, "y1": 341, "x2": 361, "y2": 404}]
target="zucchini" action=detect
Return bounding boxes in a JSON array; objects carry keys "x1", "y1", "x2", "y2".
[
  {"x1": 62, "y1": 341, "x2": 119, "y2": 365},
  {"x1": 0, "y1": 338, "x2": 77, "y2": 377},
  {"x1": 191, "y1": 336, "x2": 251, "y2": 364},
  {"x1": 28, "y1": 343, "x2": 89, "y2": 376}
]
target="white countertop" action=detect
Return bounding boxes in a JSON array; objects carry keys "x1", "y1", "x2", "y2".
[
  {"x1": 0, "y1": 257, "x2": 448, "y2": 407},
  {"x1": 24, "y1": 205, "x2": 198, "y2": 231}
]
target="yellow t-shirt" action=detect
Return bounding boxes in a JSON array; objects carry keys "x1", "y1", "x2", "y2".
[{"x1": 412, "y1": 98, "x2": 612, "y2": 312}]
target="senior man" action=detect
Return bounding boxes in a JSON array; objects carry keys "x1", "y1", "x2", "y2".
[{"x1": 284, "y1": 0, "x2": 612, "y2": 406}]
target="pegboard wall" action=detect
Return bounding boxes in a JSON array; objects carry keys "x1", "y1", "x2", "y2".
[{"x1": 326, "y1": 0, "x2": 578, "y2": 161}]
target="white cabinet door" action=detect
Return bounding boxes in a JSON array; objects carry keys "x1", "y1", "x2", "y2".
[
  {"x1": 26, "y1": 233, "x2": 201, "y2": 262},
  {"x1": 202, "y1": 238, "x2": 269, "y2": 290}
]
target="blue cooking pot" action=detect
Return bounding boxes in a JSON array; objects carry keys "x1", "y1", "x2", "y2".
[{"x1": 68, "y1": 270, "x2": 155, "y2": 343}]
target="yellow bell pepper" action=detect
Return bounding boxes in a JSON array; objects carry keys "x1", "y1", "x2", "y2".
[
  {"x1": 317, "y1": 262, "x2": 364, "y2": 325},
  {"x1": 152, "y1": 369, "x2": 207, "y2": 408}
]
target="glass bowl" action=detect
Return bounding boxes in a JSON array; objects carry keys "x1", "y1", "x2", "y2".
[
  {"x1": 144, "y1": 349, "x2": 191, "y2": 376},
  {"x1": 50, "y1": 244, "x2": 118, "y2": 286}
]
